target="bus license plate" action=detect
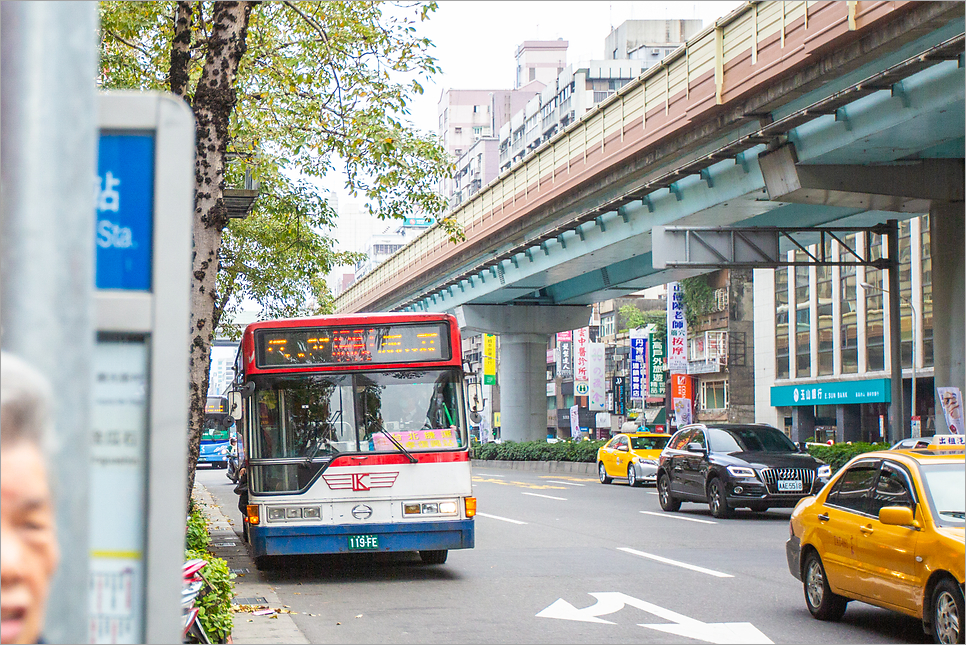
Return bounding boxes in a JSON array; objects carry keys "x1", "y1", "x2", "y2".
[
  {"x1": 778, "y1": 480, "x2": 803, "y2": 492},
  {"x1": 348, "y1": 535, "x2": 379, "y2": 550}
]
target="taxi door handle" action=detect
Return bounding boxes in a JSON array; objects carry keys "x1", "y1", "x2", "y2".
[
  {"x1": 817, "y1": 513, "x2": 829, "y2": 522},
  {"x1": 859, "y1": 524, "x2": 874, "y2": 535}
]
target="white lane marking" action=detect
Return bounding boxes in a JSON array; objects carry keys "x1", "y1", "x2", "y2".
[
  {"x1": 545, "y1": 480, "x2": 586, "y2": 487},
  {"x1": 522, "y1": 492, "x2": 568, "y2": 501},
  {"x1": 640, "y1": 510, "x2": 716, "y2": 525},
  {"x1": 617, "y1": 547, "x2": 733, "y2": 578},
  {"x1": 475, "y1": 472, "x2": 504, "y2": 477},
  {"x1": 476, "y1": 512, "x2": 527, "y2": 525},
  {"x1": 646, "y1": 491, "x2": 658, "y2": 495},
  {"x1": 536, "y1": 592, "x2": 773, "y2": 642}
]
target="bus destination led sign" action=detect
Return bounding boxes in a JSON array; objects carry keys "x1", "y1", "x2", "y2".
[{"x1": 255, "y1": 323, "x2": 450, "y2": 368}]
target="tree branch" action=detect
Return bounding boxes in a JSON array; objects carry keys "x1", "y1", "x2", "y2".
[{"x1": 103, "y1": 26, "x2": 154, "y2": 61}]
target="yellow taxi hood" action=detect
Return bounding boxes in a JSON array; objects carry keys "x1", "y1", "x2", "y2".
[{"x1": 936, "y1": 525, "x2": 966, "y2": 542}]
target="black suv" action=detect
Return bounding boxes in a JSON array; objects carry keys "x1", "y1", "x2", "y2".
[{"x1": 656, "y1": 424, "x2": 831, "y2": 518}]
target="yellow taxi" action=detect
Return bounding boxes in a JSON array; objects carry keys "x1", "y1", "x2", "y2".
[
  {"x1": 597, "y1": 432, "x2": 672, "y2": 487},
  {"x1": 785, "y1": 440, "x2": 964, "y2": 644}
]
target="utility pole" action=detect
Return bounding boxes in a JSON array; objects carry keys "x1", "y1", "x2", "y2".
[{"x1": 0, "y1": 3, "x2": 98, "y2": 643}]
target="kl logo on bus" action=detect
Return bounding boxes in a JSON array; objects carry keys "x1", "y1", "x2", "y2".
[{"x1": 323, "y1": 471, "x2": 399, "y2": 491}]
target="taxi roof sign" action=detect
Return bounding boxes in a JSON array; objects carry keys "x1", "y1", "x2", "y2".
[{"x1": 930, "y1": 434, "x2": 965, "y2": 447}]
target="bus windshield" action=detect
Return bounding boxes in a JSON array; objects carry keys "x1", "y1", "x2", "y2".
[
  {"x1": 250, "y1": 369, "x2": 466, "y2": 462},
  {"x1": 201, "y1": 427, "x2": 230, "y2": 442}
]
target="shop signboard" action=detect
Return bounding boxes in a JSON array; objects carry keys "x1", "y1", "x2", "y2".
[
  {"x1": 557, "y1": 331, "x2": 572, "y2": 378},
  {"x1": 574, "y1": 327, "x2": 590, "y2": 392},
  {"x1": 588, "y1": 342, "x2": 606, "y2": 411},
  {"x1": 629, "y1": 329, "x2": 647, "y2": 401},
  {"x1": 648, "y1": 334, "x2": 666, "y2": 397},
  {"x1": 770, "y1": 378, "x2": 891, "y2": 407},
  {"x1": 667, "y1": 282, "x2": 688, "y2": 373},
  {"x1": 611, "y1": 376, "x2": 626, "y2": 415},
  {"x1": 483, "y1": 333, "x2": 496, "y2": 385}
]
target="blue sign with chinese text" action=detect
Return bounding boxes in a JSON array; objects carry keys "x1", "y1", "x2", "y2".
[
  {"x1": 771, "y1": 378, "x2": 891, "y2": 407},
  {"x1": 95, "y1": 134, "x2": 155, "y2": 290}
]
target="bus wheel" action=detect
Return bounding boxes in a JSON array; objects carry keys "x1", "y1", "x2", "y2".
[
  {"x1": 419, "y1": 550, "x2": 448, "y2": 565},
  {"x1": 253, "y1": 555, "x2": 272, "y2": 570}
]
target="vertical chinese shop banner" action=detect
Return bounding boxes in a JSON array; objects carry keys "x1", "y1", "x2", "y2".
[
  {"x1": 648, "y1": 333, "x2": 666, "y2": 398},
  {"x1": 556, "y1": 330, "x2": 573, "y2": 378},
  {"x1": 574, "y1": 327, "x2": 590, "y2": 393},
  {"x1": 671, "y1": 374, "x2": 694, "y2": 427},
  {"x1": 588, "y1": 342, "x2": 606, "y2": 411},
  {"x1": 667, "y1": 282, "x2": 688, "y2": 373},
  {"x1": 482, "y1": 333, "x2": 497, "y2": 385},
  {"x1": 629, "y1": 328, "x2": 648, "y2": 401}
]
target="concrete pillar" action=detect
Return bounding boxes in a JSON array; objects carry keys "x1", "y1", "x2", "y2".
[
  {"x1": 455, "y1": 305, "x2": 591, "y2": 442},
  {"x1": 791, "y1": 406, "x2": 815, "y2": 444},
  {"x1": 837, "y1": 404, "x2": 862, "y2": 443},
  {"x1": 931, "y1": 203, "x2": 965, "y2": 432}
]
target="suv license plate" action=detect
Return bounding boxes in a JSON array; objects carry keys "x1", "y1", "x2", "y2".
[
  {"x1": 348, "y1": 534, "x2": 379, "y2": 550},
  {"x1": 778, "y1": 480, "x2": 803, "y2": 492}
]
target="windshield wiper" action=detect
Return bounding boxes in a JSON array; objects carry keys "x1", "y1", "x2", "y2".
[
  {"x1": 939, "y1": 510, "x2": 965, "y2": 519},
  {"x1": 372, "y1": 420, "x2": 418, "y2": 463}
]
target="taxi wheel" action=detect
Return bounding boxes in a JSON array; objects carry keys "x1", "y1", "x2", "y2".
[
  {"x1": 931, "y1": 577, "x2": 964, "y2": 644},
  {"x1": 627, "y1": 465, "x2": 640, "y2": 487},
  {"x1": 708, "y1": 478, "x2": 733, "y2": 519},
  {"x1": 658, "y1": 473, "x2": 681, "y2": 512},
  {"x1": 598, "y1": 462, "x2": 613, "y2": 485},
  {"x1": 803, "y1": 551, "x2": 848, "y2": 621}
]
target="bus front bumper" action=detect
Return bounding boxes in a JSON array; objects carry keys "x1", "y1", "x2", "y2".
[{"x1": 249, "y1": 519, "x2": 475, "y2": 557}]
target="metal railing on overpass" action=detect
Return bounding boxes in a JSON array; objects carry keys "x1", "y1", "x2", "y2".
[{"x1": 335, "y1": 0, "x2": 961, "y2": 314}]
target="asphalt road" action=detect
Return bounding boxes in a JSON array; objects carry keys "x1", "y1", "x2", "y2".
[{"x1": 198, "y1": 465, "x2": 928, "y2": 644}]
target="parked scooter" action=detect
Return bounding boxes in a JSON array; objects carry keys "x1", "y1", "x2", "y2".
[{"x1": 182, "y1": 558, "x2": 212, "y2": 644}]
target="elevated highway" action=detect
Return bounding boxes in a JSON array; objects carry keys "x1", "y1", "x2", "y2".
[{"x1": 334, "y1": 1, "x2": 965, "y2": 442}]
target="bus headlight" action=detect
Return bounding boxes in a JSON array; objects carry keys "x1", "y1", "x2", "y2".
[{"x1": 402, "y1": 500, "x2": 460, "y2": 516}]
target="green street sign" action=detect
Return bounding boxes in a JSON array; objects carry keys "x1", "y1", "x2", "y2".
[{"x1": 770, "y1": 378, "x2": 891, "y2": 407}]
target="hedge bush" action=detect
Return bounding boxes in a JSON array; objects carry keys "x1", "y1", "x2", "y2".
[
  {"x1": 471, "y1": 439, "x2": 607, "y2": 463},
  {"x1": 185, "y1": 499, "x2": 235, "y2": 644},
  {"x1": 806, "y1": 442, "x2": 890, "y2": 473},
  {"x1": 469, "y1": 438, "x2": 889, "y2": 473}
]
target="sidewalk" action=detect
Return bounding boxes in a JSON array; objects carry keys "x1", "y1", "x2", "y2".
[{"x1": 192, "y1": 483, "x2": 309, "y2": 644}]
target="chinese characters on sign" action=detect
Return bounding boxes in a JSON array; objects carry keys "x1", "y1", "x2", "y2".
[
  {"x1": 588, "y1": 342, "x2": 606, "y2": 411},
  {"x1": 629, "y1": 329, "x2": 647, "y2": 401},
  {"x1": 670, "y1": 374, "x2": 693, "y2": 428},
  {"x1": 611, "y1": 376, "x2": 627, "y2": 415},
  {"x1": 574, "y1": 327, "x2": 590, "y2": 392},
  {"x1": 483, "y1": 333, "x2": 496, "y2": 385},
  {"x1": 557, "y1": 331, "x2": 572, "y2": 378},
  {"x1": 667, "y1": 282, "x2": 688, "y2": 373},
  {"x1": 648, "y1": 335, "x2": 666, "y2": 398}
]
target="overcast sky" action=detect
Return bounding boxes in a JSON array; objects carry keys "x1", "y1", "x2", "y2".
[{"x1": 325, "y1": 1, "x2": 743, "y2": 284}]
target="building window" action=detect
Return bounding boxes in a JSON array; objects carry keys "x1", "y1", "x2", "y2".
[
  {"x1": 795, "y1": 251, "x2": 811, "y2": 377},
  {"x1": 776, "y1": 267, "x2": 789, "y2": 379},
  {"x1": 601, "y1": 314, "x2": 615, "y2": 338},
  {"x1": 473, "y1": 105, "x2": 479, "y2": 113},
  {"x1": 701, "y1": 380, "x2": 728, "y2": 410},
  {"x1": 529, "y1": 67, "x2": 536, "y2": 82},
  {"x1": 922, "y1": 214, "x2": 933, "y2": 367},
  {"x1": 866, "y1": 233, "x2": 885, "y2": 372},
  {"x1": 454, "y1": 127, "x2": 462, "y2": 134},
  {"x1": 841, "y1": 235, "x2": 858, "y2": 374},
  {"x1": 473, "y1": 126, "x2": 483, "y2": 135},
  {"x1": 816, "y1": 239, "x2": 833, "y2": 375}
]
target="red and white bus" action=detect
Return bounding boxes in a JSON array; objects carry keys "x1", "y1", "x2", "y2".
[{"x1": 232, "y1": 313, "x2": 475, "y2": 566}]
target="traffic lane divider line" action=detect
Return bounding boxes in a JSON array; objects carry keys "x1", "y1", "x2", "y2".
[
  {"x1": 537, "y1": 475, "x2": 596, "y2": 483},
  {"x1": 543, "y1": 480, "x2": 586, "y2": 486},
  {"x1": 522, "y1": 492, "x2": 568, "y2": 501},
  {"x1": 617, "y1": 547, "x2": 734, "y2": 578},
  {"x1": 472, "y1": 476, "x2": 568, "y2": 490},
  {"x1": 640, "y1": 511, "x2": 717, "y2": 525},
  {"x1": 474, "y1": 472, "x2": 505, "y2": 477},
  {"x1": 476, "y1": 512, "x2": 528, "y2": 525}
]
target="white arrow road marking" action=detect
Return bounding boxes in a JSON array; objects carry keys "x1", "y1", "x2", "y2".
[
  {"x1": 536, "y1": 592, "x2": 772, "y2": 644},
  {"x1": 522, "y1": 492, "x2": 567, "y2": 500},
  {"x1": 476, "y1": 512, "x2": 527, "y2": 525},
  {"x1": 640, "y1": 510, "x2": 717, "y2": 524},
  {"x1": 617, "y1": 547, "x2": 733, "y2": 578},
  {"x1": 544, "y1": 480, "x2": 586, "y2": 486}
]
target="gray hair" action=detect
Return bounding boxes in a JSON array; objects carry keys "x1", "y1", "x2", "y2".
[{"x1": 1, "y1": 351, "x2": 53, "y2": 450}]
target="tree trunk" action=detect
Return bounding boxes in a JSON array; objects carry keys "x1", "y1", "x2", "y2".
[{"x1": 184, "y1": 1, "x2": 254, "y2": 503}]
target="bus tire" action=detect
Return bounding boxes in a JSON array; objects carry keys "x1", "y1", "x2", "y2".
[
  {"x1": 419, "y1": 550, "x2": 448, "y2": 565},
  {"x1": 253, "y1": 555, "x2": 272, "y2": 571}
]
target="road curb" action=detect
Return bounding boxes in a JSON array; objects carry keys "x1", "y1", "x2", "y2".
[
  {"x1": 192, "y1": 483, "x2": 309, "y2": 645},
  {"x1": 471, "y1": 459, "x2": 596, "y2": 475}
]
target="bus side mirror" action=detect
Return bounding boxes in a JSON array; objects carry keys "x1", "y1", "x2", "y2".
[{"x1": 228, "y1": 391, "x2": 243, "y2": 420}]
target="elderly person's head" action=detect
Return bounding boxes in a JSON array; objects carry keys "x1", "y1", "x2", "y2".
[{"x1": 1, "y1": 352, "x2": 59, "y2": 645}]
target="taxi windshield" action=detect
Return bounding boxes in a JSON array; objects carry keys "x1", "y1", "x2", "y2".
[
  {"x1": 630, "y1": 436, "x2": 670, "y2": 451},
  {"x1": 920, "y1": 463, "x2": 965, "y2": 526}
]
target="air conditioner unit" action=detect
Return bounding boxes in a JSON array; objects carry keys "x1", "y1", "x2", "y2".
[{"x1": 651, "y1": 48, "x2": 661, "y2": 55}]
